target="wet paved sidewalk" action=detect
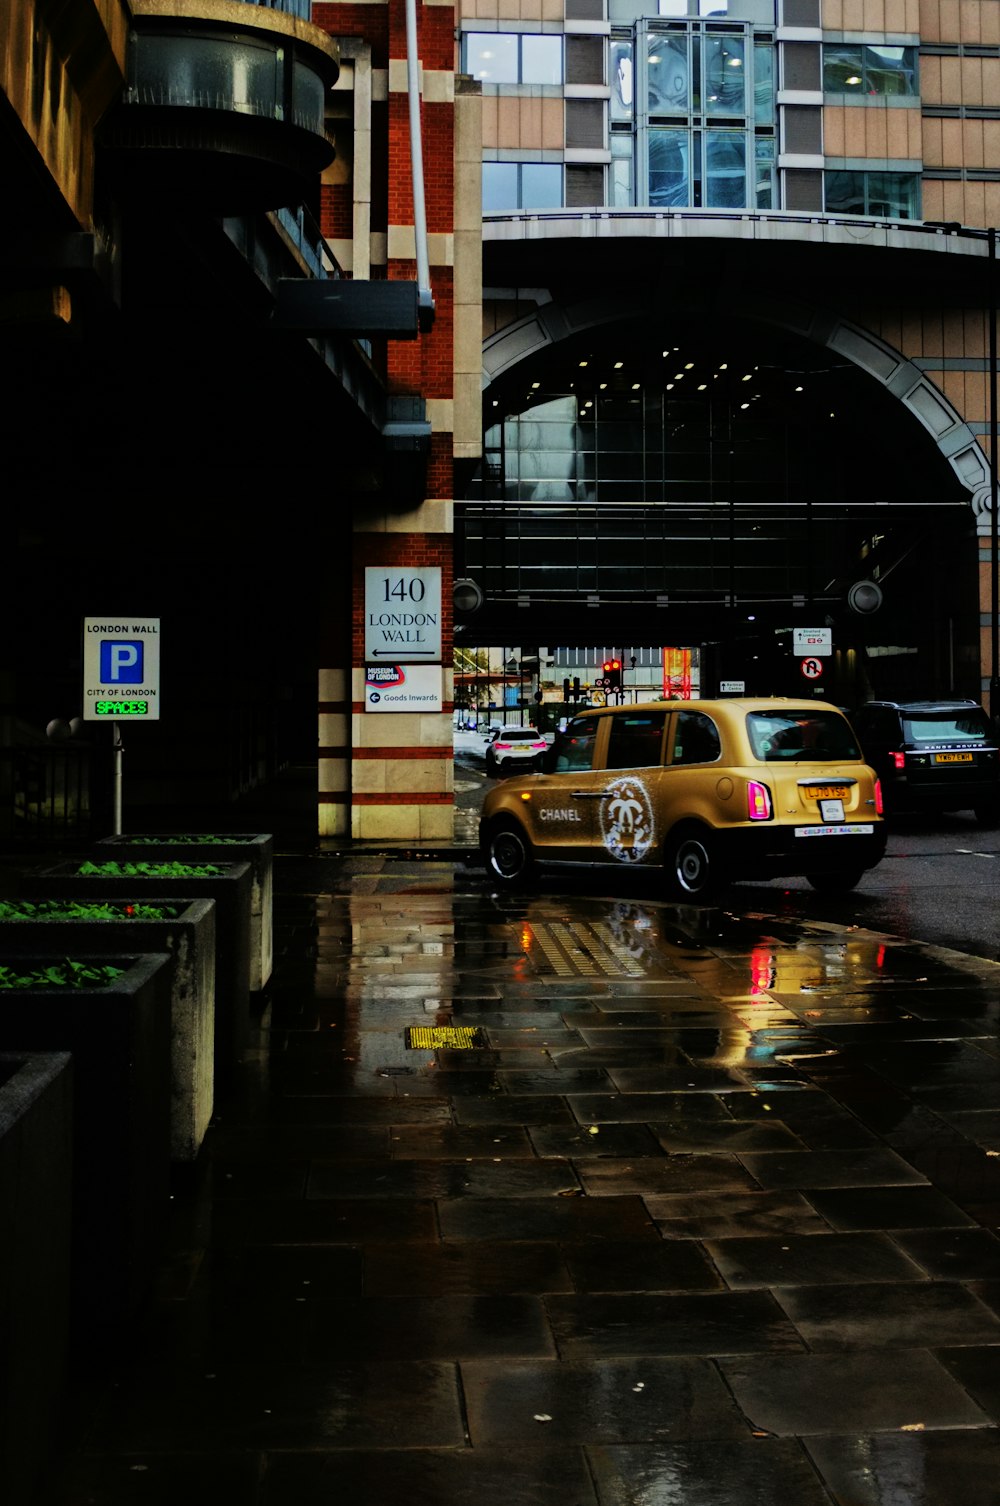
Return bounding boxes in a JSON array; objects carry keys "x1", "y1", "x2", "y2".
[{"x1": 41, "y1": 855, "x2": 1000, "y2": 1506}]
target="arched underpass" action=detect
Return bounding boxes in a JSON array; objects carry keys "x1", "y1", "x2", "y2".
[{"x1": 458, "y1": 295, "x2": 984, "y2": 705}]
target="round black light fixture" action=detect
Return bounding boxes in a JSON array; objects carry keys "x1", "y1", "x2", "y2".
[
  {"x1": 454, "y1": 578, "x2": 483, "y2": 613},
  {"x1": 847, "y1": 580, "x2": 884, "y2": 615}
]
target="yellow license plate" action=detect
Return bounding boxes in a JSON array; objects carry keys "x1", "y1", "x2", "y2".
[
  {"x1": 803, "y1": 784, "x2": 849, "y2": 799},
  {"x1": 933, "y1": 752, "x2": 973, "y2": 763}
]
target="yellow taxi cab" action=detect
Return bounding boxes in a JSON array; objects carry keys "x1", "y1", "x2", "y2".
[{"x1": 479, "y1": 697, "x2": 887, "y2": 900}]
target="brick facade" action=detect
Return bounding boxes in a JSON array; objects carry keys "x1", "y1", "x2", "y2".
[{"x1": 314, "y1": 0, "x2": 466, "y2": 840}]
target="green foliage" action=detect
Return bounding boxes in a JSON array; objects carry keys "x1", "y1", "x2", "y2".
[
  {"x1": 0, "y1": 959, "x2": 127, "y2": 989},
  {"x1": 0, "y1": 900, "x2": 182, "y2": 921},
  {"x1": 77, "y1": 860, "x2": 224, "y2": 878},
  {"x1": 117, "y1": 835, "x2": 249, "y2": 845}
]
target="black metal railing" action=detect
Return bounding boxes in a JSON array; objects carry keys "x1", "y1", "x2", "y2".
[{"x1": 0, "y1": 745, "x2": 94, "y2": 847}]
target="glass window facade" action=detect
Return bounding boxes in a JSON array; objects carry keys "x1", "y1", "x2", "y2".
[
  {"x1": 825, "y1": 170, "x2": 920, "y2": 220},
  {"x1": 483, "y1": 162, "x2": 564, "y2": 211},
  {"x1": 465, "y1": 33, "x2": 563, "y2": 85},
  {"x1": 822, "y1": 43, "x2": 918, "y2": 96},
  {"x1": 611, "y1": 21, "x2": 775, "y2": 210}
]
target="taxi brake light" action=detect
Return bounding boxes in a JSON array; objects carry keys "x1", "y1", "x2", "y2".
[
  {"x1": 747, "y1": 780, "x2": 772, "y2": 820},
  {"x1": 874, "y1": 778, "x2": 883, "y2": 816}
]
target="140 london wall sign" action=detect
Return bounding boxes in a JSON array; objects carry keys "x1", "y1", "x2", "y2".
[{"x1": 364, "y1": 567, "x2": 442, "y2": 661}]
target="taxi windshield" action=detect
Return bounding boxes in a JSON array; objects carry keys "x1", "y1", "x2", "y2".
[{"x1": 747, "y1": 710, "x2": 860, "y2": 762}]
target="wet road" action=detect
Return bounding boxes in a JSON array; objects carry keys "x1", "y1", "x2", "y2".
[{"x1": 39, "y1": 853, "x2": 1000, "y2": 1506}]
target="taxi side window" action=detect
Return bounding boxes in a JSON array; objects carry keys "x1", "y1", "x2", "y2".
[
  {"x1": 555, "y1": 716, "x2": 600, "y2": 772},
  {"x1": 672, "y1": 711, "x2": 721, "y2": 766},
  {"x1": 606, "y1": 712, "x2": 667, "y2": 770}
]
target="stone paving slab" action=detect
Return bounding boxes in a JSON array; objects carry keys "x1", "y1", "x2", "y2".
[{"x1": 35, "y1": 857, "x2": 1000, "y2": 1506}]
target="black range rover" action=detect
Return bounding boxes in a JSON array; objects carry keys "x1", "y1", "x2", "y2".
[{"x1": 850, "y1": 699, "x2": 1000, "y2": 825}]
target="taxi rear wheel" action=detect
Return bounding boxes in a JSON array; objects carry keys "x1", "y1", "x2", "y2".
[
  {"x1": 805, "y1": 869, "x2": 864, "y2": 892},
  {"x1": 664, "y1": 826, "x2": 722, "y2": 902},
  {"x1": 484, "y1": 819, "x2": 535, "y2": 885}
]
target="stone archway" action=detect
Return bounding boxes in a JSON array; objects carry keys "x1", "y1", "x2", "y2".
[{"x1": 482, "y1": 292, "x2": 989, "y2": 517}]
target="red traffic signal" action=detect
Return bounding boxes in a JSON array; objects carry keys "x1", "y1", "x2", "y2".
[{"x1": 603, "y1": 658, "x2": 622, "y2": 688}]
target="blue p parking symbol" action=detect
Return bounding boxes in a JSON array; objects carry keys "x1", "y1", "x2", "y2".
[{"x1": 100, "y1": 641, "x2": 143, "y2": 684}]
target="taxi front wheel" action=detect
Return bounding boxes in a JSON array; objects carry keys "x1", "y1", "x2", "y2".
[
  {"x1": 484, "y1": 819, "x2": 535, "y2": 885},
  {"x1": 664, "y1": 826, "x2": 723, "y2": 902}
]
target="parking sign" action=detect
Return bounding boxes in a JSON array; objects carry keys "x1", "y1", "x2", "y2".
[{"x1": 82, "y1": 618, "x2": 161, "y2": 720}]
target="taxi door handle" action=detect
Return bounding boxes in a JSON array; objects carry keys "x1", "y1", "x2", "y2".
[{"x1": 571, "y1": 790, "x2": 612, "y2": 798}]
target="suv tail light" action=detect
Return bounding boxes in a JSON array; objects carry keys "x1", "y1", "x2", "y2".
[
  {"x1": 892, "y1": 751, "x2": 906, "y2": 770},
  {"x1": 747, "y1": 780, "x2": 772, "y2": 820},
  {"x1": 874, "y1": 778, "x2": 883, "y2": 816}
]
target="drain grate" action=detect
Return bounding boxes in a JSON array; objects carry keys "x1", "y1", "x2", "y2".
[{"x1": 405, "y1": 1025, "x2": 488, "y2": 1050}]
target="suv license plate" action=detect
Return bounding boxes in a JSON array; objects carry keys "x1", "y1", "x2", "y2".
[
  {"x1": 796, "y1": 825, "x2": 874, "y2": 838},
  {"x1": 933, "y1": 752, "x2": 974, "y2": 763}
]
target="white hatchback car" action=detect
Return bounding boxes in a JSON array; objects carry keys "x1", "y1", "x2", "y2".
[{"x1": 485, "y1": 726, "x2": 548, "y2": 776}]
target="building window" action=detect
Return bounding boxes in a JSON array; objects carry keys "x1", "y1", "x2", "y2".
[
  {"x1": 483, "y1": 161, "x2": 564, "y2": 211},
  {"x1": 659, "y1": 0, "x2": 735, "y2": 13},
  {"x1": 822, "y1": 44, "x2": 918, "y2": 97},
  {"x1": 465, "y1": 33, "x2": 563, "y2": 85},
  {"x1": 638, "y1": 22, "x2": 774, "y2": 210},
  {"x1": 611, "y1": 39, "x2": 634, "y2": 120},
  {"x1": 825, "y1": 170, "x2": 920, "y2": 219},
  {"x1": 610, "y1": 132, "x2": 635, "y2": 204}
]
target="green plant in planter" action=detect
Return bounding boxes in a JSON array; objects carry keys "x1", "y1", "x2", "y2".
[
  {"x1": 0, "y1": 960, "x2": 126, "y2": 989},
  {"x1": 76, "y1": 860, "x2": 224, "y2": 879},
  {"x1": 0, "y1": 899, "x2": 183, "y2": 921},
  {"x1": 116, "y1": 835, "x2": 246, "y2": 845}
]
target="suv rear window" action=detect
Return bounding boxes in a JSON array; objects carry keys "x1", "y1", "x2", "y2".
[
  {"x1": 900, "y1": 709, "x2": 994, "y2": 743},
  {"x1": 747, "y1": 710, "x2": 860, "y2": 761}
]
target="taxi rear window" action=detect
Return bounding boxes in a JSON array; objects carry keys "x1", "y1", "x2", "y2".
[
  {"x1": 555, "y1": 716, "x2": 601, "y2": 772},
  {"x1": 606, "y1": 712, "x2": 667, "y2": 769},
  {"x1": 748, "y1": 710, "x2": 860, "y2": 762}
]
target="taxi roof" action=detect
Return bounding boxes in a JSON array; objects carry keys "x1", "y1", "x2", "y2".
[{"x1": 571, "y1": 697, "x2": 843, "y2": 717}]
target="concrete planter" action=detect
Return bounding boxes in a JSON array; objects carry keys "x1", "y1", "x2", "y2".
[
  {"x1": 94, "y1": 833, "x2": 273, "y2": 991},
  {"x1": 28, "y1": 861, "x2": 252, "y2": 1088},
  {"x1": 0, "y1": 898, "x2": 216, "y2": 1162},
  {"x1": 0, "y1": 1052, "x2": 73, "y2": 1506},
  {"x1": 0, "y1": 955, "x2": 172, "y2": 1342}
]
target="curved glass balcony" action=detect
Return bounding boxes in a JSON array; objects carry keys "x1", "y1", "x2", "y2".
[{"x1": 99, "y1": 4, "x2": 339, "y2": 210}]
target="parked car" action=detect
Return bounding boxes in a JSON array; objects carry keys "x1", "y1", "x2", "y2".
[
  {"x1": 479, "y1": 697, "x2": 887, "y2": 900},
  {"x1": 850, "y1": 698, "x2": 1000, "y2": 824},
  {"x1": 485, "y1": 726, "x2": 548, "y2": 776}
]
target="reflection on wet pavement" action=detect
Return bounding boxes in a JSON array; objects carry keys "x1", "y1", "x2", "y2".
[{"x1": 40, "y1": 856, "x2": 1000, "y2": 1506}]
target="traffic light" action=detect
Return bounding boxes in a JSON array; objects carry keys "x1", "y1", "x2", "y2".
[
  {"x1": 603, "y1": 658, "x2": 621, "y2": 689},
  {"x1": 563, "y1": 677, "x2": 571, "y2": 701},
  {"x1": 572, "y1": 676, "x2": 580, "y2": 701}
]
